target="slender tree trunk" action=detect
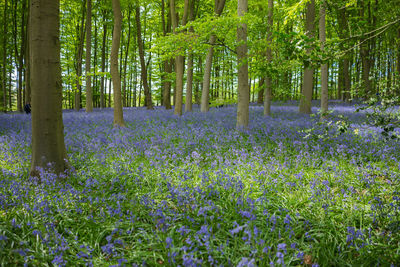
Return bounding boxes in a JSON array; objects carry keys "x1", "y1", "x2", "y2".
[
  {"x1": 2, "y1": 0, "x2": 7, "y2": 112},
  {"x1": 111, "y1": 0, "x2": 125, "y2": 126},
  {"x1": 200, "y1": 0, "x2": 226, "y2": 112},
  {"x1": 320, "y1": 0, "x2": 328, "y2": 119},
  {"x1": 75, "y1": 3, "x2": 85, "y2": 111},
  {"x1": 359, "y1": 0, "x2": 371, "y2": 98},
  {"x1": 264, "y1": 0, "x2": 273, "y2": 116},
  {"x1": 100, "y1": 11, "x2": 107, "y2": 108},
  {"x1": 85, "y1": 0, "x2": 93, "y2": 112},
  {"x1": 161, "y1": 0, "x2": 172, "y2": 109},
  {"x1": 30, "y1": 0, "x2": 68, "y2": 177},
  {"x1": 257, "y1": 78, "x2": 264, "y2": 104},
  {"x1": 185, "y1": 0, "x2": 195, "y2": 112},
  {"x1": 123, "y1": 9, "x2": 131, "y2": 107},
  {"x1": 299, "y1": 0, "x2": 315, "y2": 114},
  {"x1": 25, "y1": 1, "x2": 31, "y2": 106},
  {"x1": 236, "y1": 0, "x2": 249, "y2": 129},
  {"x1": 135, "y1": 6, "x2": 153, "y2": 110},
  {"x1": 170, "y1": 0, "x2": 189, "y2": 116}
]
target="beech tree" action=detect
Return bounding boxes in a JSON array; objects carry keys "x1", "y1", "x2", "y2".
[
  {"x1": 299, "y1": 0, "x2": 315, "y2": 114},
  {"x1": 29, "y1": 0, "x2": 69, "y2": 177},
  {"x1": 85, "y1": 0, "x2": 93, "y2": 112},
  {"x1": 111, "y1": 0, "x2": 125, "y2": 127},
  {"x1": 263, "y1": 0, "x2": 273, "y2": 116},
  {"x1": 236, "y1": 0, "x2": 249, "y2": 128},
  {"x1": 320, "y1": 0, "x2": 328, "y2": 118}
]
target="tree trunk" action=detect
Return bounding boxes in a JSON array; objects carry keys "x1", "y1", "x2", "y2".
[
  {"x1": 359, "y1": 0, "x2": 371, "y2": 98},
  {"x1": 170, "y1": 0, "x2": 189, "y2": 116},
  {"x1": 257, "y1": 78, "x2": 264, "y2": 104},
  {"x1": 200, "y1": 0, "x2": 226, "y2": 112},
  {"x1": 135, "y1": 6, "x2": 153, "y2": 110},
  {"x1": 75, "y1": 2, "x2": 85, "y2": 111},
  {"x1": 100, "y1": 10, "x2": 107, "y2": 108},
  {"x1": 320, "y1": 0, "x2": 328, "y2": 118},
  {"x1": 299, "y1": 0, "x2": 315, "y2": 114},
  {"x1": 111, "y1": 0, "x2": 125, "y2": 126},
  {"x1": 161, "y1": 0, "x2": 172, "y2": 109},
  {"x1": 123, "y1": 9, "x2": 131, "y2": 107},
  {"x1": 25, "y1": 1, "x2": 31, "y2": 106},
  {"x1": 29, "y1": 0, "x2": 69, "y2": 177},
  {"x1": 2, "y1": 0, "x2": 7, "y2": 112},
  {"x1": 184, "y1": 0, "x2": 195, "y2": 112},
  {"x1": 85, "y1": 0, "x2": 93, "y2": 112},
  {"x1": 264, "y1": 0, "x2": 273, "y2": 116},
  {"x1": 236, "y1": 0, "x2": 249, "y2": 129}
]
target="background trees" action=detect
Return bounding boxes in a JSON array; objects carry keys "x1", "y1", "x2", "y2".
[{"x1": 0, "y1": 0, "x2": 398, "y2": 117}]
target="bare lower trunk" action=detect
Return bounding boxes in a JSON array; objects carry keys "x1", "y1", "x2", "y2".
[
  {"x1": 299, "y1": 0, "x2": 315, "y2": 114},
  {"x1": 263, "y1": 0, "x2": 273, "y2": 116},
  {"x1": 136, "y1": 6, "x2": 153, "y2": 110},
  {"x1": 111, "y1": 0, "x2": 125, "y2": 126},
  {"x1": 85, "y1": 0, "x2": 93, "y2": 112},
  {"x1": 236, "y1": 0, "x2": 249, "y2": 129},
  {"x1": 185, "y1": 53, "x2": 193, "y2": 112},
  {"x1": 30, "y1": 0, "x2": 68, "y2": 177},
  {"x1": 320, "y1": 0, "x2": 328, "y2": 118},
  {"x1": 200, "y1": 35, "x2": 216, "y2": 112}
]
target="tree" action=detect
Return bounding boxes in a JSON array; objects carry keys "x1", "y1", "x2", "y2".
[
  {"x1": 184, "y1": 0, "x2": 195, "y2": 112},
  {"x1": 170, "y1": 0, "x2": 188, "y2": 116},
  {"x1": 2, "y1": 0, "x2": 7, "y2": 112},
  {"x1": 136, "y1": 6, "x2": 153, "y2": 110},
  {"x1": 29, "y1": 0, "x2": 69, "y2": 177},
  {"x1": 264, "y1": 0, "x2": 273, "y2": 116},
  {"x1": 85, "y1": 0, "x2": 93, "y2": 112},
  {"x1": 320, "y1": 0, "x2": 328, "y2": 118},
  {"x1": 75, "y1": 2, "x2": 86, "y2": 111},
  {"x1": 200, "y1": 0, "x2": 226, "y2": 113},
  {"x1": 299, "y1": 0, "x2": 315, "y2": 114},
  {"x1": 236, "y1": 0, "x2": 249, "y2": 128},
  {"x1": 111, "y1": 0, "x2": 125, "y2": 126}
]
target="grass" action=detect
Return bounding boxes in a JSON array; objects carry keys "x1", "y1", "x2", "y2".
[{"x1": 0, "y1": 103, "x2": 399, "y2": 266}]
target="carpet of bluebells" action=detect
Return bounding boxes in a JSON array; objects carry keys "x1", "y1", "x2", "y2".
[{"x1": 0, "y1": 102, "x2": 399, "y2": 266}]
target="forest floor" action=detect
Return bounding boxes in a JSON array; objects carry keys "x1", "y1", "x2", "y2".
[{"x1": 0, "y1": 102, "x2": 399, "y2": 266}]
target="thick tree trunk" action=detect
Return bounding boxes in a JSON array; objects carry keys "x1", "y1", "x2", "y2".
[
  {"x1": 264, "y1": 0, "x2": 273, "y2": 116},
  {"x1": 236, "y1": 0, "x2": 249, "y2": 129},
  {"x1": 299, "y1": 0, "x2": 315, "y2": 114},
  {"x1": 2, "y1": 0, "x2": 7, "y2": 112},
  {"x1": 29, "y1": 0, "x2": 68, "y2": 177},
  {"x1": 200, "y1": 0, "x2": 226, "y2": 112},
  {"x1": 135, "y1": 6, "x2": 153, "y2": 110},
  {"x1": 111, "y1": 0, "x2": 125, "y2": 126},
  {"x1": 320, "y1": 0, "x2": 328, "y2": 118},
  {"x1": 85, "y1": 0, "x2": 93, "y2": 112}
]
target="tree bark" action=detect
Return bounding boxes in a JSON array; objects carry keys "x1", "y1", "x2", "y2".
[
  {"x1": 185, "y1": 0, "x2": 195, "y2": 112},
  {"x1": 136, "y1": 6, "x2": 154, "y2": 110},
  {"x1": 85, "y1": 0, "x2": 93, "y2": 112},
  {"x1": 299, "y1": 0, "x2": 315, "y2": 114},
  {"x1": 29, "y1": 0, "x2": 68, "y2": 177},
  {"x1": 2, "y1": 0, "x2": 7, "y2": 112},
  {"x1": 75, "y1": 2, "x2": 85, "y2": 111},
  {"x1": 200, "y1": 0, "x2": 226, "y2": 112},
  {"x1": 320, "y1": 0, "x2": 328, "y2": 118},
  {"x1": 161, "y1": 0, "x2": 172, "y2": 109},
  {"x1": 100, "y1": 10, "x2": 107, "y2": 108},
  {"x1": 170, "y1": 0, "x2": 189, "y2": 116},
  {"x1": 111, "y1": 0, "x2": 125, "y2": 126},
  {"x1": 236, "y1": 0, "x2": 249, "y2": 129},
  {"x1": 359, "y1": 0, "x2": 371, "y2": 98},
  {"x1": 264, "y1": 0, "x2": 273, "y2": 116},
  {"x1": 123, "y1": 9, "x2": 132, "y2": 107}
]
